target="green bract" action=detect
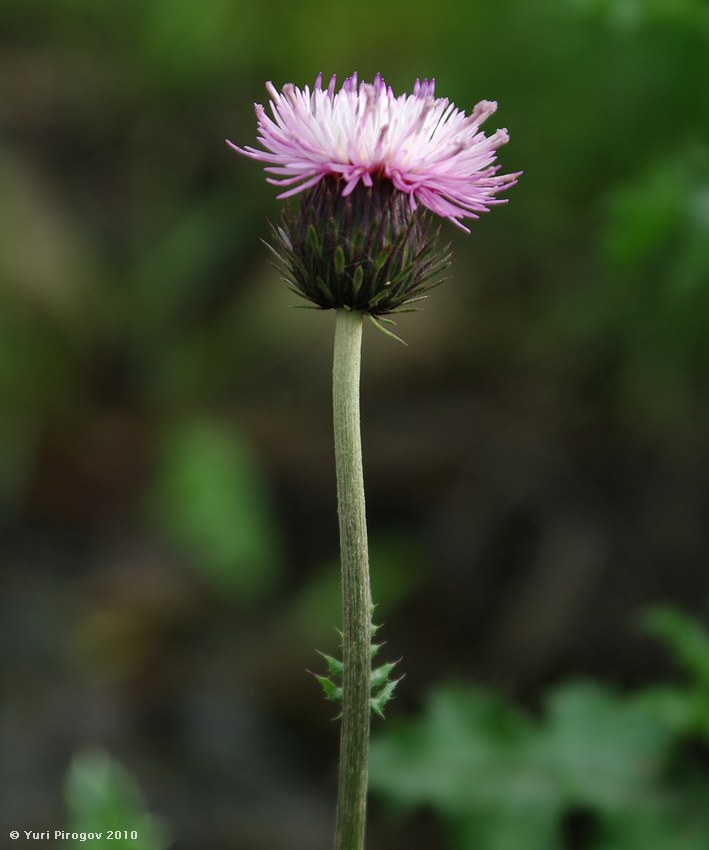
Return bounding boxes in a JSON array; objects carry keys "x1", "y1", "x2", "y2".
[{"x1": 268, "y1": 177, "x2": 451, "y2": 316}]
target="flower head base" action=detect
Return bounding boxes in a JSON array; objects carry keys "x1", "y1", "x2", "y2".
[
  {"x1": 228, "y1": 72, "x2": 520, "y2": 233},
  {"x1": 269, "y1": 176, "x2": 451, "y2": 315}
]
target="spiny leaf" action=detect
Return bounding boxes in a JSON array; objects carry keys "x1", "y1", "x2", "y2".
[
  {"x1": 312, "y1": 673, "x2": 343, "y2": 703},
  {"x1": 371, "y1": 677, "x2": 404, "y2": 718},
  {"x1": 318, "y1": 651, "x2": 344, "y2": 677},
  {"x1": 371, "y1": 661, "x2": 399, "y2": 690}
]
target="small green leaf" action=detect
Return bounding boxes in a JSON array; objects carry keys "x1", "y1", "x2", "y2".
[
  {"x1": 313, "y1": 673, "x2": 343, "y2": 703},
  {"x1": 370, "y1": 616, "x2": 382, "y2": 638},
  {"x1": 371, "y1": 661, "x2": 398, "y2": 691},
  {"x1": 371, "y1": 677, "x2": 403, "y2": 718},
  {"x1": 318, "y1": 652, "x2": 344, "y2": 677}
]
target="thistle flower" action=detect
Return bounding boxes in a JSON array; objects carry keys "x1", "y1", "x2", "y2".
[
  {"x1": 227, "y1": 73, "x2": 520, "y2": 850},
  {"x1": 227, "y1": 73, "x2": 519, "y2": 315}
]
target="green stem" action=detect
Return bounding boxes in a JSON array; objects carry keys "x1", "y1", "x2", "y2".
[{"x1": 332, "y1": 308, "x2": 371, "y2": 850}]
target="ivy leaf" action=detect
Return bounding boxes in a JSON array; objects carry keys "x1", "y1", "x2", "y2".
[
  {"x1": 539, "y1": 681, "x2": 672, "y2": 812},
  {"x1": 370, "y1": 684, "x2": 553, "y2": 815},
  {"x1": 64, "y1": 750, "x2": 169, "y2": 850},
  {"x1": 642, "y1": 607, "x2": 709, "y2": 687}
]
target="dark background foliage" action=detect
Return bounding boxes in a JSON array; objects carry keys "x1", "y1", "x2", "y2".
[{"x1": 2, "y1": 0, "x2": 709, "y2": 848}]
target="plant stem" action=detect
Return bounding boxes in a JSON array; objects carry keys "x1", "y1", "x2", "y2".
[{"x1": 332, "y1": 308, "x2": 371, "y2": 850}]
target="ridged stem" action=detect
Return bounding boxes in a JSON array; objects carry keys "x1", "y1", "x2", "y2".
[{"x1": 332, "y1": 308, "x2": 371, "y2": 850}]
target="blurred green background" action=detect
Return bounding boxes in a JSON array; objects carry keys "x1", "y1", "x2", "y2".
[{"x1": 2, "y1": 0, "x2": 709, "y2": 848}]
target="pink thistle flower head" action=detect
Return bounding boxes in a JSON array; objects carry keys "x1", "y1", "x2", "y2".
[
  {"x1": 228, "y1": 72, "x2": 519, "y2": 233},
  {"x1": 227, "y1": 74, "x2": 519, "y2": 317}
]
